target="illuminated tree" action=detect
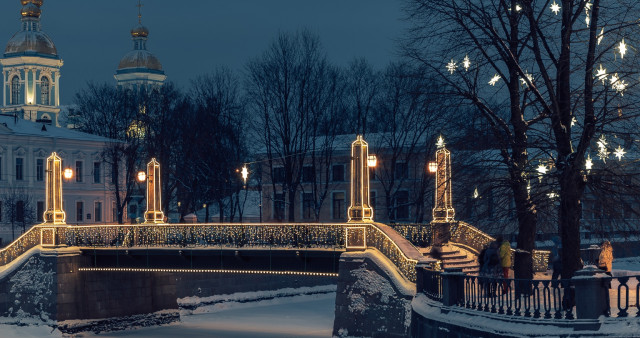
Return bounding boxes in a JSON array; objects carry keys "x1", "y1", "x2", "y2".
[{"x1": 404, "y1": 0, "x2": 640, "y2": 278}]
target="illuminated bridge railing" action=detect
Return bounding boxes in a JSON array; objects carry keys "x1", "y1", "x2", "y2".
[
  {"x1": 0, "y1": 223, "x2": 430, "y2": 284},
  {"x1": 62, "y1": 223, "x2": 358, "y2": 249},
  {"x1": 0, "y1": 226, "x2": 41, "y2": 266}
]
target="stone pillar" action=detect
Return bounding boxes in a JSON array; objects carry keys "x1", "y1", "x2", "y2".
[
  {"x1": 43, "y1": 152, "x2": 65, "y2": 225},
  {"x1": 348, "y1": 135, "x2": 373, "y2": 222},
  {"x1": 144, "y1": 158, "x2": 164, "y2": 224},
  {"x1": 572, "y1": 267, "x2": 610, "y2": 319},
  {"x1": 441, "y1": 268, "x2": 465, "y2": 307}
]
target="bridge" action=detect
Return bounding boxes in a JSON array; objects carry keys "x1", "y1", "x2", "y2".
[{"x1": 0, "y1": 138, "x2": 636, "y2": 337}]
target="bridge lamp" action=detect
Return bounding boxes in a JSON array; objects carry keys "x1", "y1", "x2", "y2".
[
  {"x1": 137, "y1": 171, "x2": 146, "y2": 182},
  {"x1": 367, "y1": 155, "x2": 377, "y2": 167},
  {"x1": 63, "y1": 168, "x2": 73, "y2": 180},
  {"x1": 428, "y1": 161, "x2": 437, "y2": 174}
]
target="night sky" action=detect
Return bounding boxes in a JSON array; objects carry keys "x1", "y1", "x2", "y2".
[{"x1": 0, "y1": 0, "x2": 406, "y2": 104}]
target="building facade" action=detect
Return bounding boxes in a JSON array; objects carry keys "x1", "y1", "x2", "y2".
[
  {"x1": 0, "y1": 0, "x2": 63, "y2": 126},
  {"x1": 258, "y1": 133, "x2": 434, "y2": 224}
]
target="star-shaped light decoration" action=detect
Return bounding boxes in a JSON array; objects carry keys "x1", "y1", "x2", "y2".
[
  {"x1": 595, "y1": 64, "x2": 607, "y2": 84},
  {"x1": 537, "y1": 164, "x2": 548, "y2": 175},
  {"x1": 585, "y1": 154, "x2": 593, "y2": 170},
  {"x1": 489, "y1": 74, "x2": 501, "y2": 86},
  {"x1": 571, "y1": 116, "x2": 577, "y2": 127},
  {"x1": 550, "y1": 1, "x2": 560, "y2": 15},
  {"x1": 515, "y1": 4, "x2": 522, "y2": 12},
  {"x1": 446, "y1": 59, "x2": 457, "y2": 74},
  {"x1": 614, "y1": 79, "x2": 628, "y2": 96},
  {"x1": 618, "y1": 39, "x2": 628, "y2": 59},
  {"x1": 520, "y1": 72, "x2": 534, "y2": 87},
  {"x1": 597, "y1": 27, "x2": 604, "y2": 45},
  {"x1": 473, "y1": 187, "x2": 479, "y2": 199},
  {"x1": 614, "y1": 146, "x2": 626, "y2": 161},
  {"x1": 597, "y1": 135, "x2": 610, "y2": 162},
  {"x1": 585, "y1": 2, "x2": 592, "y2": 27},
  {"x1": 436, "y1": 135, "x2": 445, "y2": 148},
  {"x1": 610, "y1": 73, "x2": 619, "y2": 87},
  {"x1": 462, "y1": 55, "x2": 471, "y2": 71}
]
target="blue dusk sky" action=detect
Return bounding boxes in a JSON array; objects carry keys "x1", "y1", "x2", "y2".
[{"x1": 0, "y1": 0, "x2": 407, "y2": 104}]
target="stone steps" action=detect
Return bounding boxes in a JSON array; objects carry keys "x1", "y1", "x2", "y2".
[{"x1": 420, "y1": 244, "x2": 480, "y2": 274}]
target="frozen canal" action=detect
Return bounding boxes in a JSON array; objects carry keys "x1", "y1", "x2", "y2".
[{"x1": 1, "y1": 293, "x2": 336, "y2": 337}]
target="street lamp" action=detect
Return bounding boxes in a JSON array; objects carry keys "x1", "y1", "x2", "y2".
[
  {"x1": 428, "y1": 161, "x2": 437, "y2": 174},
  {"x1": 63, "y1": 168, "x2": 73, "y2": 180},
  {"x1": 137, "y1": 171, "x2": 146, "y2": 182},
  {"x1": 241, "y1": 165, "x2": 249, "y2": 185},
  {"x1": 367, "y1": 155, "x2": 377, "y2": 167}
]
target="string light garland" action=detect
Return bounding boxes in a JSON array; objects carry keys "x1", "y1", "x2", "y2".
[{"x1": 78, "y1": 267, "x2": 338, "y2": 277}]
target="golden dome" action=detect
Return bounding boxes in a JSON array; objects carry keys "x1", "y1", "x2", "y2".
[
  {"x1": 131, "y1": 24, "x2": 149, "y2": 38},
  {"x1": 21, "y1": 0, "x2": 43, "y2": 7},
  {"x1": 21, "y1": 3, "x2": 41, "y2": 17}
]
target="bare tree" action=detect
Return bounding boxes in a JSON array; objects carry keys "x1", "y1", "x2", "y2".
[
  {"x1": 73, "y1": 83, "x2": 142, "y2": 224},
  {"x1": 246, "y1": 30, "x2": 333, "y2": 222},
  {"x1": 2, "y1": 186, "x2": 35, "y2": 240}
]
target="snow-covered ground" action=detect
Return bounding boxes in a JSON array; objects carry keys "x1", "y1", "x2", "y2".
[{"x1": 0, "y1": 292, "x2": 336, "y2": 337}]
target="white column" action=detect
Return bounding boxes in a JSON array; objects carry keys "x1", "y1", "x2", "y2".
[
  {"x1": 2, "y1": 70, "x2": 6, "y2": 107},
  {"x1": 55, "y1": 72, "x2": 60, "y2": 106}
]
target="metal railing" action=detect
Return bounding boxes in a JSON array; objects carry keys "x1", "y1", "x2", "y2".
[
  {"x1": 603, "y1": 275, "x2": 640, "y2": 318},
  {"x1": 461, "y1": 275, "x2": 575, "y2": 320},
  {"x1": 421, "y1": 267, "x2": 443, "y2": 302}
]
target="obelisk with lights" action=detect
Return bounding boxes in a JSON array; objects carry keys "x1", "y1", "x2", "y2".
[
  {"x1": 431, "y1": 136, "x2": 454, "y2": 245},
  {"x1": 348, "y1": 135, "x2": 373, "y2": 222},
  {"x1": 43, "y1": 152, "x2": 66, "y2": 224},
  {"x1": 144, "y1": 158, "x2": 164, "y2": 223}
]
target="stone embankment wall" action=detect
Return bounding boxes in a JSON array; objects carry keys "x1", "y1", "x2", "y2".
[
  {"x1": 333, "y1": 250, "x2": 415, "y2": 338},
  {"x1": 0, "y1": 249, "x2": 336, "y2": 322}
]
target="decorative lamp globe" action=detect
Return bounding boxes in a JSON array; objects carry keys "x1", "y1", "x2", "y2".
[
  {"x1": 63, "y1": 168, "x2": 73, "y2": 179},
  {"x1": 428, "y1": 161, "x2": 438, "y2": 174},
  {"x1": 367, "y1": 155, "x2": 377, "y2": 167},
  {"x1": 137, "y1": 171, "x2": 146, "y2": 182}
]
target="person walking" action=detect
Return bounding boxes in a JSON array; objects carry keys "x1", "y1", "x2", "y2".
[
  {"x1": 598, "y1": 240, "x2": 613, "y2": 276},
  {"x1": 550, "y1": 236, "x2": 562, "y2": 280},
  {"x1": 498, "y1": 236, "x2": 511, "y2": 292}
]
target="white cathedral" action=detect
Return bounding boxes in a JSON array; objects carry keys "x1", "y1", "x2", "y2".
[{"x1": 0, "y1": 0, "x2": 166, "y2": 238}]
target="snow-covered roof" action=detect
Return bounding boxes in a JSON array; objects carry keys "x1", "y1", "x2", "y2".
[{"x1": 0, "y1": 115, "x2": 115, "y2": 143}]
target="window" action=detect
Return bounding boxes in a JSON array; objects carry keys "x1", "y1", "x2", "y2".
[
  {"x1": 0, "y1": 156, "x2": 3, "y2": 180},
  {"x1": 332, "y1": 165, "x2": 345, "y2": 182},
  {"x1": 370, "y1": 191, "x2": 376, "y2": 210},
  {"x1": 75, "y1": 161, "x2": 83, "y2": 182},
  {"x1": 302, "y1": 166, "x2": 314, "y2": 183},
  {"x1": 302, "y1": 193, "x2": 313, "y2": 219},
  {"x1": 11, "y1": 76, "x2": 20, "y2": 105},
  {"x1": 394, "y1": 191, "x2": 409, "y2": 220},
  {"x1": 16, "y1": 200, "x2": 24, "y2": 223},
  {"x1": 95, "y1": 202, "x2": 102, "y2": 222},
  {"x1": 76, "y1": 202, "x2": 83, "y2": 222},
  {"x1": 93, "y1": 162, "x2": 101, "y2": 183},
  {"x1": 274, "y1": 193, "x2": 285, "y2": 220},
  {"x1": 41, "y1": 77, "x2": 50, "y2": 105},
  {"x1": 15, "y1": 158, "x2": 23, "y2": 180},
  {"x1": 37, "y1": 201, "x2": 44, "y2": 222},
  {"x1": 395, "y1": 162, "x2": 408, "y2": 180},
  {"x1": 332, "y1": 192, "x2": 345, "y2": 220},
  {"x1": 272, "y1": 167, "x2": 284, "y2": 184},
  {"x1": 36, "y1": 159, "x2": 44, "y2": 181}
]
